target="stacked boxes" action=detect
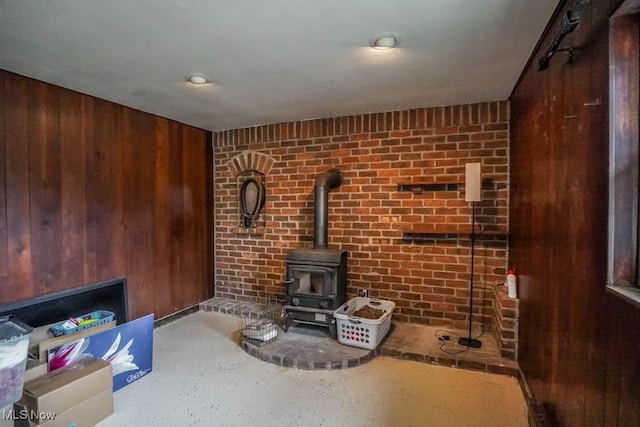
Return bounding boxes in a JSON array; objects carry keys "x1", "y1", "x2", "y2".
[
  {"x1": 3, "y1": 312, "x2": 153, "y2": 425},
  {"x1": 2, "y1": 318, "x2": 118, "y2": 426},
  {"x1": 15, "y1": 358, "x2": 113, "y2": 426}
]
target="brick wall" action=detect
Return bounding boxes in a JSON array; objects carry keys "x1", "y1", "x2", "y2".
[
  {"x1": 493, "y1": 285, "x2": 519, "y2": 360},
  {"x1": 213, "y1": 101, "x2": 509, "y2": 330}
]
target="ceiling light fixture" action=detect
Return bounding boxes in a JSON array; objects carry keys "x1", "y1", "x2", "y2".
[
  {"x1": 187, "y1": 74, "x2": 209, "y2": 85},
  {"x1": 369, "y1": 32, "x2": 401, "y2": 50}
]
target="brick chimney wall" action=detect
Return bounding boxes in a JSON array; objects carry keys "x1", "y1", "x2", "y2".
[{"x1": 213, "y1": 101, "x2": 509, "y2": 330}]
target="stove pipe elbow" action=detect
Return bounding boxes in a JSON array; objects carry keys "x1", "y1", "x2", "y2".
[
  {"x1": 315, "y1": 168, "x2": 343, "y2": 189},
  {"x1": 314, "y1": 168, "x2": 343, "y2": 249}
]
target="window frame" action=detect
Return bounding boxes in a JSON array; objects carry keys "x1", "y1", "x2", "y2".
[{"x1": 607, "y1": 0, "x2": 640, "y2": 308}]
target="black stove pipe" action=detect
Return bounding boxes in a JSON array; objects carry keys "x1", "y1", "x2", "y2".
[{"x1": 313, "y1": 168, "x2": 343, "y2": 249}]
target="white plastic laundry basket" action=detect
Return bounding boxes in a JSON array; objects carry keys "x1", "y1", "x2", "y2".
[{"x1": 333, "y1": 297, "x2": 395, "y2": 350}]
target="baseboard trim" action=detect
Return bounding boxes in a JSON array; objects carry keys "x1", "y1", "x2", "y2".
[
  {"x1": 154, "y1": 304, "x2": 200, "y2": 328},
  {"x1": 517, "y1": 367, "x2": 550, "y2": 427}
]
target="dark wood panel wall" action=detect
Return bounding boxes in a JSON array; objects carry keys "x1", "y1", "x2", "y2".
[
  {"x1": 510, "y1": 0, "x2": 640, "y2": 425},
  {"x1": 0, "y1": 70, "x2": 213, "y2": 320}
]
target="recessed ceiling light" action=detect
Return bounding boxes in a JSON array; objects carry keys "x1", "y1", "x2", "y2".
[
  {"x1": 369, "y1": 32, "x2": 401, "y2": 50},
  {"x1": 187, "y1": 74, "x2": 209, "y2": 85}
]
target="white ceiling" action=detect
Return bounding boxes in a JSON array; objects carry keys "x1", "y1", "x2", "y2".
[{"x1": 0, "y1": 0, "x2": 558, "y2": 132}]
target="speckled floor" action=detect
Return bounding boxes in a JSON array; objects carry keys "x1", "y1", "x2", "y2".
[{"x1": 96, "y1": 311, "x2": 528, "y2": 427}]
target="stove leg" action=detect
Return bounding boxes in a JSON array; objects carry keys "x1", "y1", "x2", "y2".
[
  {"x1": 329, "y1": 322, "x2": 337, "y2": 340},
  {"x1": 284, "y1": 313, "x2": 291, "y2": 333}
]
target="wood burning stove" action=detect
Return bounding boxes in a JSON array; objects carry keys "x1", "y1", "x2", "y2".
[
  {"x1": 283, "y1": 168, "x2": 347, "y2": 338},
  {"x1": 285, "y1": 249, "x2": 347, "y2": 310}
]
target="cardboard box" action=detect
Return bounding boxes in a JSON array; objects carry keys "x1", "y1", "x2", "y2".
[
  {"x1": 20, "y1": 358, "x2": 112, "y2": 416},
  {"x1": 23, "y1": 360, "x2": 47, "y2": 383},
  {"x1": 30, "y1": 321, "x2": 116, "y2": 362},
  {"x1": 14, "y1": 388, "x2": 113, "y2": 427},
  {"x1": 47, "y1": 314, "x2": 153, "y2": 392}
]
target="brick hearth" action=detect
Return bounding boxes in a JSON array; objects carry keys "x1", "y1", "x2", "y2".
[
  {"x1": 200, "y1": 298, "x2": 517, "y2": 375},
  {"x1": 241, "y1": 326, "x2": 377, "y2": 370}
]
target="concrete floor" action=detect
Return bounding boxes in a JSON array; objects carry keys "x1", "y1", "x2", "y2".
[{"x1": 97, "y1": 311, "x2": 528, "y2": 427}]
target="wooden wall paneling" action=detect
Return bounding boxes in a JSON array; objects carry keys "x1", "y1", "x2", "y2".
[
  {"x1": 80, "y1": 95, "x2": 98, "y2": 284},
  {"x1": 187, "y1": 126, "x2": 209, "y2": 305},
  {"x1": 510, "y1": 0, "x2": 640, "y2": 425},
  {"x1": 524, "y1": 17, "x2": 559, "y2": 404},
  {"x1": 60, "y1": 88, "x2": 87, "y2": 289},
  {"x1": 531, "y1": 70, "x2": 551, "y2": 408},
  {"x1": 617, "y1": 303, "x2": 640, "y2": 426},
  {"x1": 206, "y1": 132, "x2": 214, "y2": 299},
  {"x1": 153, "y1": 117, "x2": 170, "y2": 317},
  {"x1": 510, "y1": 71, "x2": 537, "y2": 394},
  {"x1": 0, "y1": 70, "x2": 212, "y2": 320},
  {"x1": 197, "y1": 128, "x2": 209, "y2": 302},
  {"x1": 179, "y1": 126, "x2": 194, "y2": 309},
  {"x1": 4, "y1": 74, "x2": 33, "y2": 303},
  {"x1": 531, "y1": 90, "x2": 549, "y2": 412},
  {"x1": 4, "y1": 75, "x2": 33, "y2": 303},
  {"x1": 173, "y1": 124, "x2": 211, "y2": 312},
  {"x1": 0, "y1": 71, "x2": 7, "y2": 289},
  {"x1": 141, "y1": 112, "x2": 160, "y2": 319},
  {"x1": 561, "y1": 7, "x2": 594, "y2": 422},
  {"x1": 168, "y1": 121, "x2": 185, "y2": 313},
  {"x1": 204, "y1": 130, "x2": 214, "y2": 300},
  {"x1": 531, "y1": 6, "x2": 563, "y2": 406},
  {"x1": 28, "y1": 81, "x2": 63, "y2": 296},
  {"x1": 508, "y1": 103, "x2": 524, "y2": 349},
  {"x1": 544, "y1": 37, "x2": 568, "y2": 422},
  {"x1": 191, "y1": 126, "x2": 208, "y2": 305},
  {"x1": 510, "y1": 0, "x2": 554, "y2": 416},
  {"x1": 583, "y1": 0, "x2": 615, "y2": 424},
  {"x1": 181, "y1": 125, "x2": 200, "y2": 309},
  {"x1": 603, "y1": 296, "x2": 623, "y2": 425},
  {"x1": 92, "y1": 101, "x2": 124, "y2": 281},
  {"x1": 122, "y1": 109, "x2": 155, "y2": 319},
  {"x1": 204, "y1": 130, "x2": 213, "y2": 299}
]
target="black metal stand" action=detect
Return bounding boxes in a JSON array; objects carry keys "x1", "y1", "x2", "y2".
[
  {"x1": 459, "y1": 201, "x2": 482, "y2": 349},
  {"x1": 283, "y1": 305, "x2": 337, "y2": 339}
]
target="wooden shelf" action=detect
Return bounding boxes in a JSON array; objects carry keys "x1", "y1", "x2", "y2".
[
  {"x1": 400, "y1": 224, "x2": 509, "y2": 237},
  {"x1": 396, "y1": 177, "x2": 508, "y2": 243},
  {"x1": 397, "y1": 179, "x2": 495, "y2": 194}
]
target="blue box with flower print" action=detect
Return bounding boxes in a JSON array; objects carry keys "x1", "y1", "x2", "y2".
[{"x1": 46, "y1": 314, "x2": 154, "y2": 392}]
